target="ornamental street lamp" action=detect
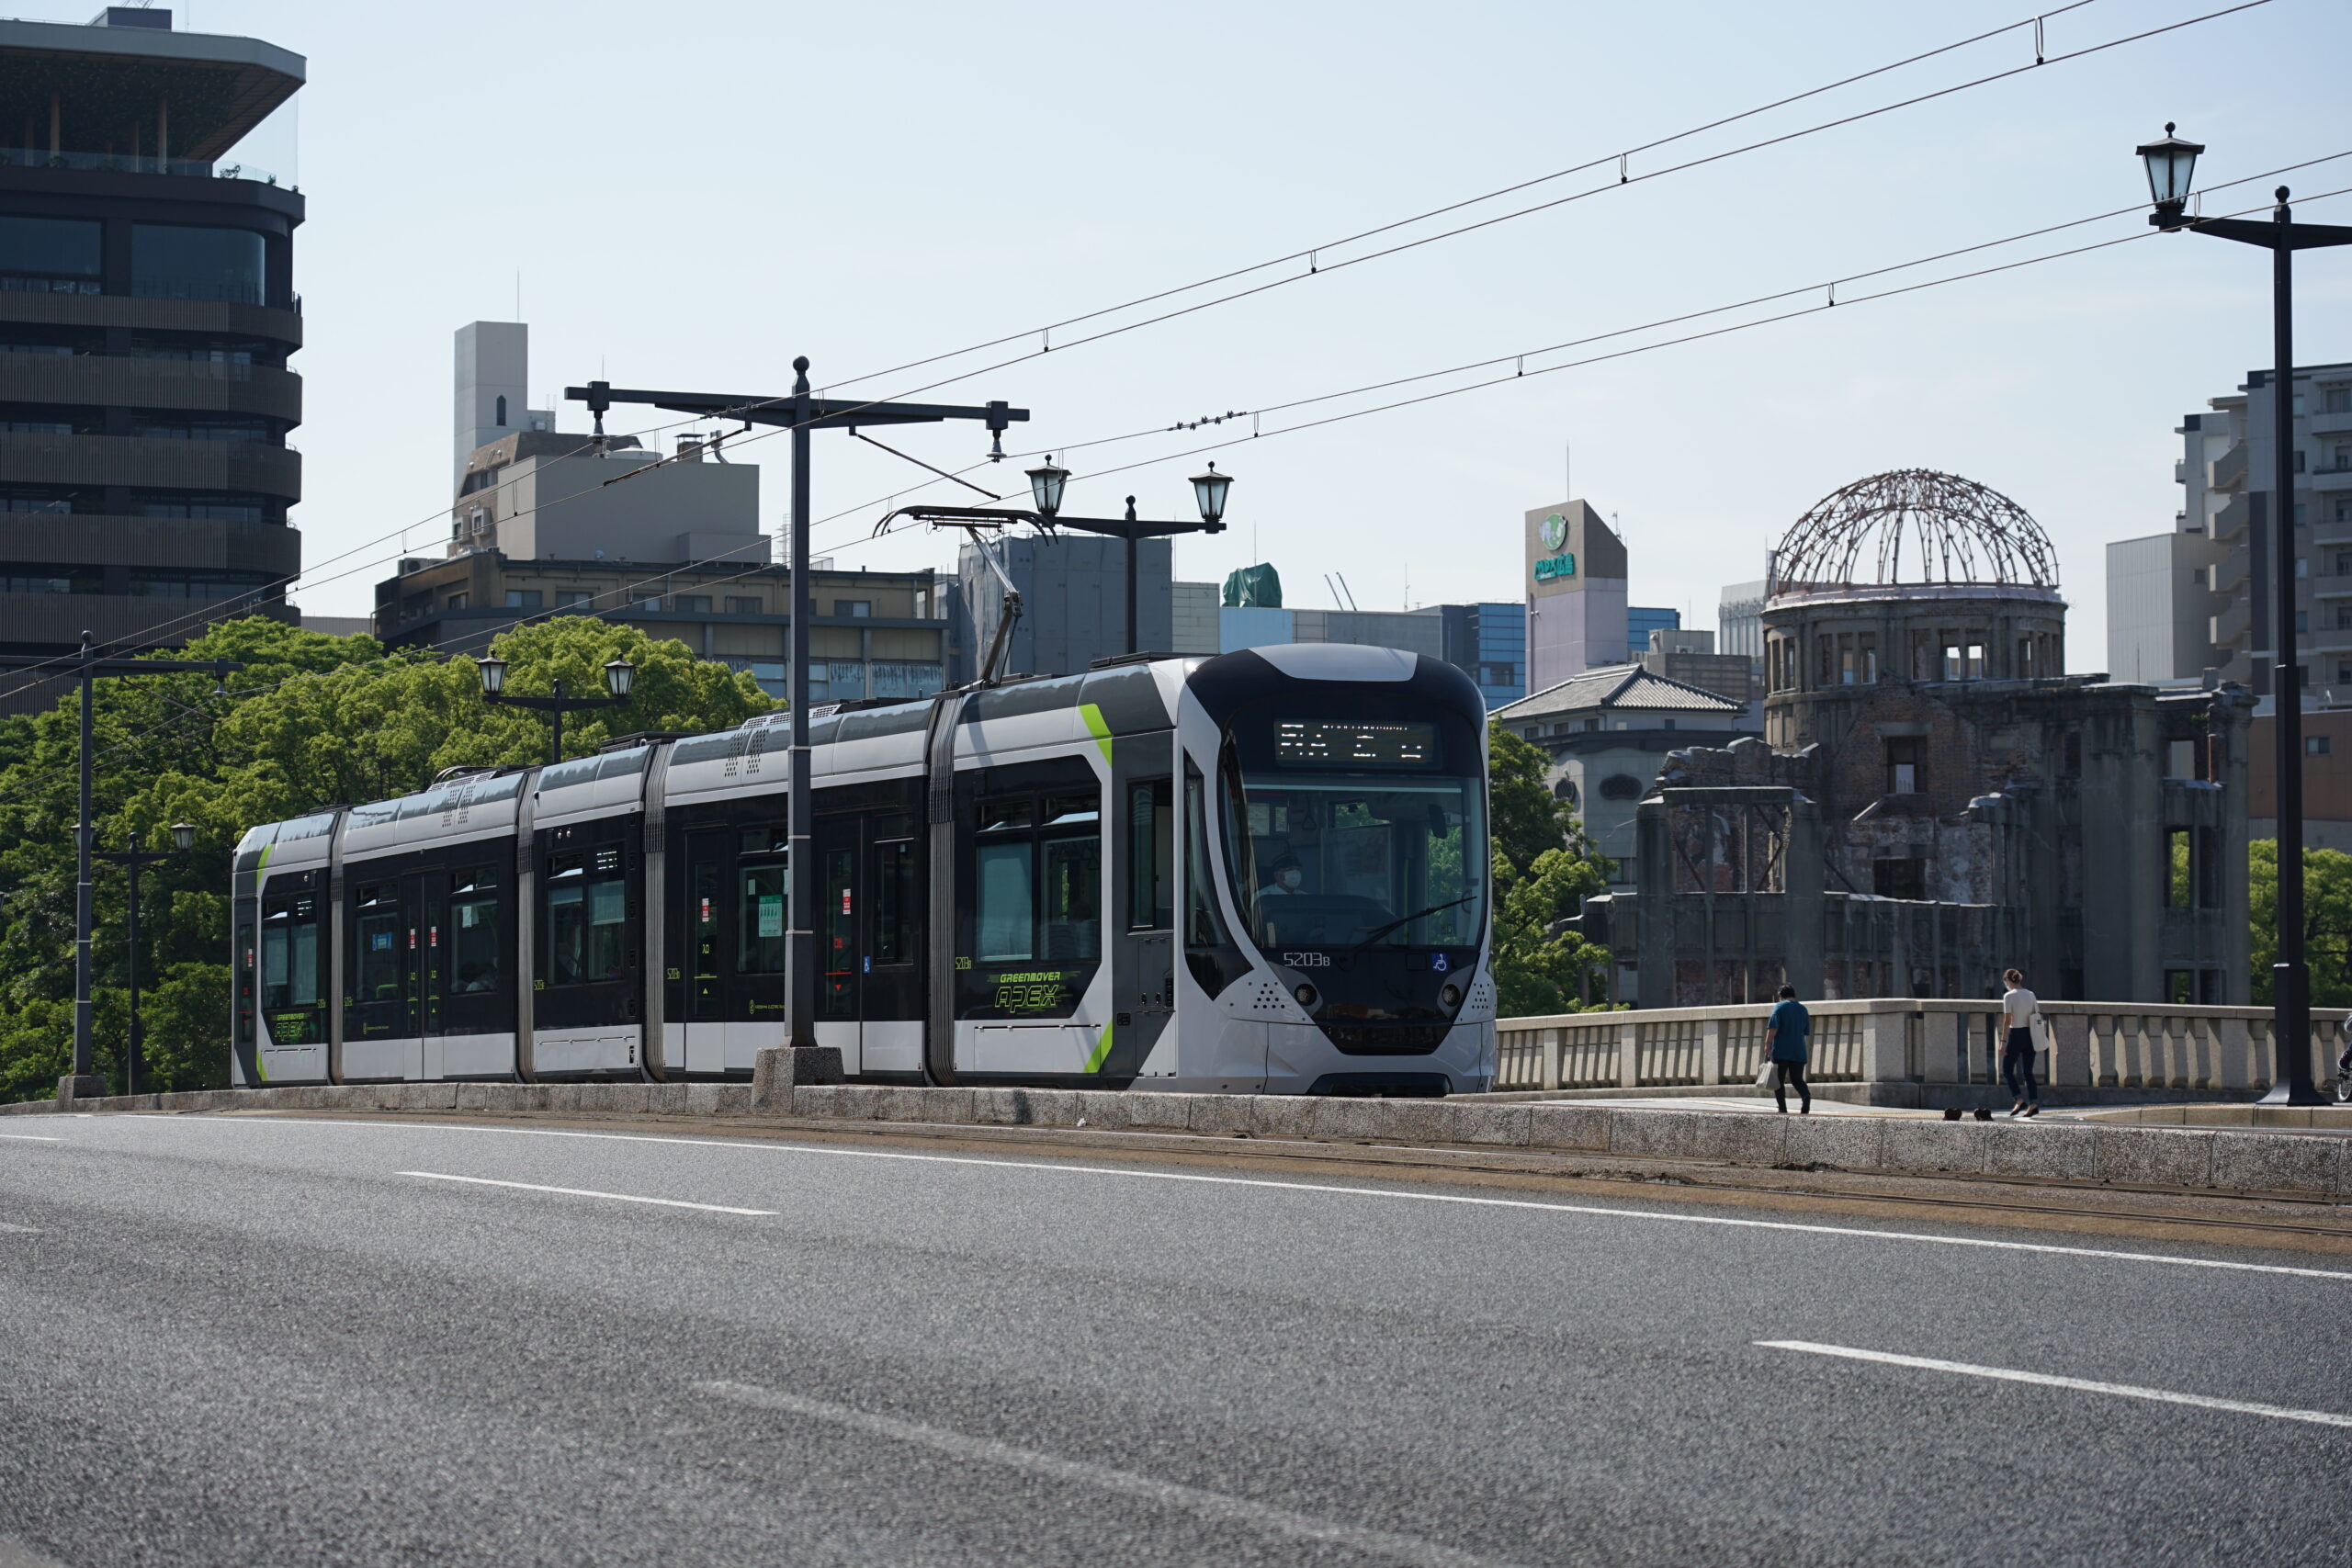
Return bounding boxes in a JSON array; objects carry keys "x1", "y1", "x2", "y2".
[
  {"x1": 1026, "y1": 457, "x2": 1069, "y2": 519},
  {"x1": 1190, "y1": 463, "x2": 1232, "y2": 527},
  {"x1": 96, "y1": 822, "x2": 198, "y2": 1098},
  {"x1": 476, "y1": 653, "x2": 636, "y2": 765},
  {"x1": 2138, "y1": 127, "x2": 2352, "y2": 1104}
]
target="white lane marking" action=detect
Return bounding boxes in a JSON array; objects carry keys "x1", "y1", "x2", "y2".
[
  {"x1": 699, "y1": 1379, "x2": 1523, "y2": 1568},
  {"x1": 1759, "y1": 1340, "x2": 2352, "y2": 1428},
  {"x1": 0, "y1": 1223, "x2": 39, "y2": 1235},
  {"x1": 397, "y1": 1171, "x2": 776, "y2": 1216},
  {"x1": 0, "y1": 1134, "x2": 62, "y2": 1142},
  {"x1": 144, "y1": 1115, "x2": 2352, "y2": 1283}
]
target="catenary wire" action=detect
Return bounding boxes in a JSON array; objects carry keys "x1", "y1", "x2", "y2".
[{"x1": 816, "y1": 1, "x2": 2109, "y2": 391}]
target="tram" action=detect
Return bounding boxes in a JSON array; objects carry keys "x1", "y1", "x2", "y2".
[{"x1": 230, "y1": 643, "x2": 1497, "y2": 1095}]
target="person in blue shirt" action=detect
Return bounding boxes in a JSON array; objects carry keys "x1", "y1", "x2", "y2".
[{"x1": 1764, "y1": 985, "x2": 1811, "y2": 1114}]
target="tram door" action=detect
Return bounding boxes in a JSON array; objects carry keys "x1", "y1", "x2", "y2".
[
  {"x1": 813, "y1": 808, "x2": 922, "y2": 1071},
  {"x1": 347, "y1": 870, "x2": 441, "y2": 1079}
]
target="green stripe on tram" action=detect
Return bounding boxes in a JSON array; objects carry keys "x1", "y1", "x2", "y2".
[
  {"x1": 1085, "y1": 1021, "x2": 1114, "y2": 1074},
  {"x1": 1079, "y1": 703, "x2": 1113, "y2": 766}
]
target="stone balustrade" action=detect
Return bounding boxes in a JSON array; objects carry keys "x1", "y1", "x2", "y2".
[{"x1": 1495, "y1": 998, "x2": 2351, "y2": 1100}]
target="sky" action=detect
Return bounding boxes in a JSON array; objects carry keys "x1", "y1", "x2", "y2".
[{"x1": 135, "y1": 0, "x2": 2352, "y2": 665}]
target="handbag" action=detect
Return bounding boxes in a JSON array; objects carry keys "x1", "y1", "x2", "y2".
[{"x1": 1755, "y1": 1056, "x2": 1778, "y2": 1089}]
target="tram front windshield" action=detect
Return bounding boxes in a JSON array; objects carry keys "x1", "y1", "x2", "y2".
[{"x1": 1224, "y1": 713, "x2": 1486, "y2": 954}]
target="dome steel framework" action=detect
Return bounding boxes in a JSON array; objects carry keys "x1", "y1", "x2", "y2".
[{"x1": 1770, "y1": 469, "x2": 2059, "y2": 592}]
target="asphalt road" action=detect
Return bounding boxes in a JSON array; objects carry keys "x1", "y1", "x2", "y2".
[{"x1": 4, "y1": 1112, "x2": 2349, "y2": 1567}]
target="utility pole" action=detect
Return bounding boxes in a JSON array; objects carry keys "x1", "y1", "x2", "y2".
[
  {"x1": 0, "y1": 635, "x2": 238, "y2": 1100},
  {"x1": 570, "y1": 372, "x2": 1026, "y2": 1053}
]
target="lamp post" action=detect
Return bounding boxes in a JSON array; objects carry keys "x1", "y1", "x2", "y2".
[
  {"x1": 96, "y1": 821, "x2": 196, "y2": 1097},
  {"x1": 1012, "y1": 457, "x2": 1235, "y2": 656},
  {"x1": 476, "y1": 653, "x2": 637, "y2": 765},
  {"x1": 2138, "y1": 127, "x2": 2352, "y2": 1104}
]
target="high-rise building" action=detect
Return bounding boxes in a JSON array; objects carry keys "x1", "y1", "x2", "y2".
[
  {"x1": 1523, "y1": 499, "x2": 1627, "y2": 691},
  {"x1": 0, "y1": 10, "x2": 305, "y2": 712},
  {"x1": 2107, "y1": 361, "x2": 2352, "y2": 694}
]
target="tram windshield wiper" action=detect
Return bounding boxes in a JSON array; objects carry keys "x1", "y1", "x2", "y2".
[{"x1": 1343, "y1": 893, "x2": 1477, "y2": 957}]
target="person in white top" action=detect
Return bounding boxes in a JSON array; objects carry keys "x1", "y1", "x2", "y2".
[{"x1": 2000, "y1": 967, "x2": 2041, "y2": 1118}]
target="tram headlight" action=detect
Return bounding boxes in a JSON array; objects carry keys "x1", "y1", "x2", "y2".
[
  {"x1": 1440, "y1": 982, "x2": 1463, "y2": 1010},
  {"x1": 1293, "y1": 983, "x2": 1317, "y2": 1010}
]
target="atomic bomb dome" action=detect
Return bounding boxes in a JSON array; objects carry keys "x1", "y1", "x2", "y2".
[
  {"x1": 1770, "y1": 468, "x2": 2060, "y2": 598},
  {"x1": 1758, "y1": 470, "x2": 2069, "y2": 721}
]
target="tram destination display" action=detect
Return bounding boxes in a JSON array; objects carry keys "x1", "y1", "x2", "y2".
[{"x1": 1272, "y1": 719, "x2": 1439, "y2": 771}]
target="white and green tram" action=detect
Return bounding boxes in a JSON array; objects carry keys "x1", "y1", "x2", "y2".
[{"x1": 231, "y1": 643, "x2": 1497, "y2": 1095}]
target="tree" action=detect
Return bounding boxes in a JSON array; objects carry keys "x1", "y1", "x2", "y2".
[
  {"x1": 0, "y1": 615, "x2": 770, "y2": 1103},
  {"x1": 1486, "y1": 725, "x2": 1615, "y2": 1017},
  {"x1": 2248, "y1": 840, "x2": 2352, "y2": 1009}
]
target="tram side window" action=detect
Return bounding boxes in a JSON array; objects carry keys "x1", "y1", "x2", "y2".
[
  {"x1": 547, "y1": 847, "x2": 628, "y2": 985},
  {"x1": 1184, "y1": 773, "x2": 1234, "y2": 950},
  {"x1": 260, "y1": 894, "x2": 320, "y2": 1009},
  {"x1": 872, "y1": 812, "x2": 917, "y2": 965},
  {"x1": 1128, "y1": 780, "x2": 1172, "y2": 930},
  {"x1": 447, "y1": 868, "x2": 501, "y2": 996},
  {"x1": 736, "y1": 827, "x2": 787, "y2": 976},
  {"x1": 353, "y1": 883, "x2": 404, "y2": 1000},
  {"x1": 974, "y1": 794, "x2": 1101, "y2": 963},
  {"x1": 1040, "y1": 795, "x2": 1101, "y2": 961}
]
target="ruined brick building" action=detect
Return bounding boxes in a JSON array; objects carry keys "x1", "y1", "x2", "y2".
[{"x1": 1583, "y1": 470, "x2": 2251, "y2": 1009}]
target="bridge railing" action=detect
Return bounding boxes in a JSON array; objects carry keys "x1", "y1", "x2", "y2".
[{"x1": 1493, "y1": 999, "x2": 2350, "y2": 1094}]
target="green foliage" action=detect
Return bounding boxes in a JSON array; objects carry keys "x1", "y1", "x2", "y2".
[
  {"x1": 2248, "y1": 840, "x2": 2352, "y2": 1009},
  {"x1": 1486, "y1": 725, "x2": 1615, "y2": 1017},
  {"x1": 0, "y1": 615, "x2": 769, "y2": 1103}
]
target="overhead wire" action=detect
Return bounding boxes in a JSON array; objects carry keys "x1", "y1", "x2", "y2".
[{"x1": 816, "y1": 1, "x2": 2111, "y2": 391}]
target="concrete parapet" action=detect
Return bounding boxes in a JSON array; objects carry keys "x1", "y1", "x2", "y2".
[
  {"x1": 2209, "y1": 1131, "x2": 2343, "y2": 1195},
  {"x1": 1606, "y1": 1109, "x2": 1710, "y2": 1161},
  {"x1": 1982, "y1": 1122, "x2": 2100, "y2": 1182},
  {"x1": 1185, "y1": 1096, "x2": 1255, "y2": 1136},
  {"x1": 2090, "y1": 1125, "x2": 2213, "y2": 1188},
  {"x1": 1522, "y1": 1104, "x2": 1611, "y2": 1152},
  {"x1": 790, "y1": 1084, "x2": 882, "y2": 1120},
  {"x1": 1449, "y1": 1103, "x2": 1532, "y2": 1146},
  {"x1": 1072, "y1": 1090, "x2": 1135, "y2": 1131},
  {"x1": 1879, "y1": 1118, "x2": 1985, "y2": 1175},
  {"x1": 1121, "y1": 1093, "x2": 1195, "y2": 1130},
  {"x1": 1245, "y1": 1095, "x2": 1319, "y2": 1141},
  {"x1": 1781, "y1": 1113, "x2": 1884, "y2": 1171}
]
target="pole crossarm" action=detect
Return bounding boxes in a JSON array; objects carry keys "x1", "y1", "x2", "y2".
[
  {"x1": 876, "y1": 502, "x2": 1227, "y2": 542},
  {"x1": 2158, "y1": 213, "x2": 2352, "y2": 250},
  {"x1": 566, "y1": 382, "x2": 1029, "y2": 434},
  {"x1": 484, "y1": 692, "x2": 626, "y2": 715}
]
